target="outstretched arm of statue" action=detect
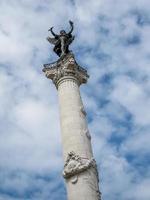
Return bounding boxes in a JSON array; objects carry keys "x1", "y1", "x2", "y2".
[
  {"x1": 68, "y1": 20, "x2": 74, "y2": 35},
  {"x1": 48, "y1": 27, "x2": 58, "y2": 37}
]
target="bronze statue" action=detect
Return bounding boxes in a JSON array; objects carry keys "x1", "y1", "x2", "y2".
[{"x1": 47, "y1": 21, "x2": 75, "y2": 58}]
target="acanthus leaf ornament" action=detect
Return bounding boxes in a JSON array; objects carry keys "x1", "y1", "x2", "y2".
[{"x1": 43, "y1": 53, "x2": 89, "y2": 87}]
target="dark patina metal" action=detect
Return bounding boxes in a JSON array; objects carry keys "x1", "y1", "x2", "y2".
[{"x1": 47, "y1": 21, "x2": 74, "y2": 58}]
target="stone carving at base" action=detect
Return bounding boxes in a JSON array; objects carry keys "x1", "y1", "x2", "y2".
[{"x1": 63, "y1": 151, "x2": 96, "y2": 180}]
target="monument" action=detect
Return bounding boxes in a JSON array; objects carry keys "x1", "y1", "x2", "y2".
[{"x1": 43, "y1": 21, "x2": 101, "y2": 200}]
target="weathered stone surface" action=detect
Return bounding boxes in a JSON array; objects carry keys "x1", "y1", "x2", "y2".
[
  {"x1": 63, "y1": 151, "x2": 96, "y2": 179},
  {"x1": 43, "y1": 53, "x2": 101, "y2": 200},
  {"x1": 43, "y1": 53, "x2": 89, "y2": 87}
]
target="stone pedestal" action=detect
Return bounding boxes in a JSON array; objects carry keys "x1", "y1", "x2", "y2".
[{"x1": 43, "y1": 53, "x2": 101, "y2": 200}]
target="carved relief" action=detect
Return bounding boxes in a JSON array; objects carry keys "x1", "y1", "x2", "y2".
[
  {"x1": 63, "y1": 151, "x2": 96, "y2": 183},
  {"x1": 84, "y1": 129, "x2": 91, "y2": 140},
  {"x1": 43, "y1": 53, "x2": 89, "y2": 87},
  {"x1": 97, "y1": 190, "x2": 102, "y2": 200},
  {"x1": 80, "y1": 106, "x2": 87, "y2": 116},
  {"x1": 70, "y1": 175, "x2": 78, "y2": 184}
]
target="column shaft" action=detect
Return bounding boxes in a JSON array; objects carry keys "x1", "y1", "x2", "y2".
[
  {"x1": 43, "y1": 52, "x2": 101, "y2": 200},
  {"x1": 58, "y1": 76, "x2": 92, "y2": 160},
  {"x1": 57, "y1": 76, "x2": 100, "y2": 200}
]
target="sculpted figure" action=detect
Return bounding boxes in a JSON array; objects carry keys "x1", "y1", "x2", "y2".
[{"x1": 47, "y1": 21, "x2": 74, "y2": 57}]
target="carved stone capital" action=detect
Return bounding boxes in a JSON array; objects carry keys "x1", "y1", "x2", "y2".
[
  {"x1": 63, "y1": 151, "x2": 96, "y2": 180},
  {"x1": 43, "y1": 53, "x2": 89, "y2": 88}
]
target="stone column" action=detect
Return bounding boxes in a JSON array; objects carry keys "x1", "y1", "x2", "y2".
[{"x1": 43, "y1": 53, "x2": 101, "y2": 200}]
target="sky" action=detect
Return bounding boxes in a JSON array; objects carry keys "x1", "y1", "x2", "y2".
[{"x1": 0, "y1": 0, "x2": 150, "y2": 199}]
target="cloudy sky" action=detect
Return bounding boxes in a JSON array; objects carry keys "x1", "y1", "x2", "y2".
[{"x1": 0, "y1": 0, "x2": 150, "y2": 199}]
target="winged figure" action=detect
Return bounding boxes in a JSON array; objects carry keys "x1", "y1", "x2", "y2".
[{"x1": 47, "y1": 21, "x2": 75, "y2": 57}]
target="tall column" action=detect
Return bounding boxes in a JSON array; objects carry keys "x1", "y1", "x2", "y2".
[{"x1": 43, "y1": 53, "x2": 101, "y2": 200}]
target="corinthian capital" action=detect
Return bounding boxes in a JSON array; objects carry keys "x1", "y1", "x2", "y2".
[{"x1": 43, "y1": 53, "x2": 89, "y2": 88}]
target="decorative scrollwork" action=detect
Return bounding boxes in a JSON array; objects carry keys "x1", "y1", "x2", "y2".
[
  {"x1": 63, "y1": 151, "x2": 96, "y2": 179},
  {"x1": 43, "y1": 53, "x2": 89, "y2": 87}
]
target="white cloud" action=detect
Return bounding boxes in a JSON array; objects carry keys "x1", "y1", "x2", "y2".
[
  {"x1": 111, "y1": 75, "x2": 150, "y2": 126},
  {"x1": 0, "y1": 0, "x2": 150, "y2": 199}
]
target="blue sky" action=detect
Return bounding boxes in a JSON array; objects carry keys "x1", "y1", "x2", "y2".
[{"x1": 0, "y1": 0, "x2": 150, "y2": 199}]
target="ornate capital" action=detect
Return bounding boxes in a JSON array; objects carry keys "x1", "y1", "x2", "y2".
[{"x1": 43, "y1": 53, "x2": 89, "y2": 88}]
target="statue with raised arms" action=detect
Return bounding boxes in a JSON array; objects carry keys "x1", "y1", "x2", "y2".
[{"x1": 47, "y1": 20, "x2": 74, "y2": 58}]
